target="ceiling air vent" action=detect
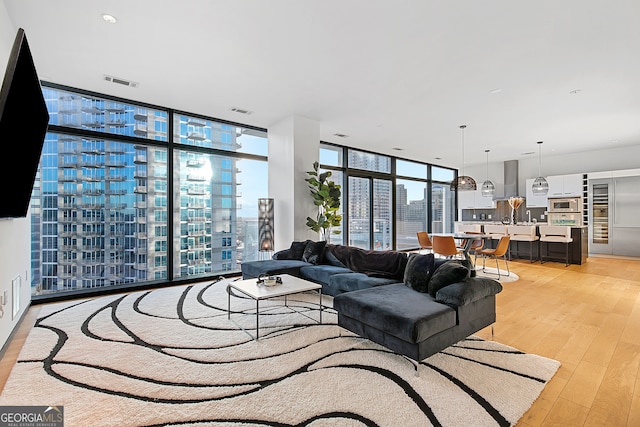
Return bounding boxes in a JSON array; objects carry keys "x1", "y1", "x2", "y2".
[
  {"x1": 230, "y1": 107, "x2": 253, "y2": 115},
  {"x1": 104, "y1": 75, "x2": 139, "y2": 88},
  {"x1": 333, "y1": 133, "x2": 349, "y2": 138}
]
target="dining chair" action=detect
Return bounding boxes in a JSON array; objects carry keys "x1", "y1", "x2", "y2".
[
  {"x1": 483, "y1": 224, "x2": 508, "y2": 249},
  {"x1": 416, "y1": 231, "x2": 433, "y2": 254},
  {"x1": 539, "y1": 225, "x2": 573, "y2": 266},
  {"x1": 432, "y1": 235, "x2": 465, "y2": 260},
  {"x1": 477, "y1": 235, "x2": 511, "y2": 279}
]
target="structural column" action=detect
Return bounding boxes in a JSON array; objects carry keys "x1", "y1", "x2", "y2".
[{"x1": 267, "y1": 115, "x2": 320, "y2": 250}]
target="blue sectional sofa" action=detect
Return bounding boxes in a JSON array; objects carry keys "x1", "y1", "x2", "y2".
[{"x1": 241, "y1": 240, "x2": 502, "y2": 362}]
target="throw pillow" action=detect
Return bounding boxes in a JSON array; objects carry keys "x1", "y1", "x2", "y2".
[
  {"x1": 287, "y1": 240, "x2": 310, "y2": 260},
  {"x1": 302, "y1": 240, "x2": 327, "y2": 264},
  {"x1": 427, "y1": 260, "x2": 470, "y2": 297},
  {"x1": 403, "y1": 253, "x2": 436, "y2": 293}
]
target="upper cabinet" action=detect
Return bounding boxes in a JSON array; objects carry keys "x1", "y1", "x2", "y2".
[
  {"x1": 458, "y1": 188, "x2": 495, "y2": 209},
  {"x1": 548, "y1": 174, "x2": 583, "y2": 197},
  {"x1": 526, "y1": 174, "x2": 584, "y2": 208}
]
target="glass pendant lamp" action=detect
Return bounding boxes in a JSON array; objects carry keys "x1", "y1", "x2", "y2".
[
  {"x1": 481, "y1": 149, "x2": 495, "y2": 197},
  {"x1": 532, "y1": 141, "x2": 549, "y2": 195}
]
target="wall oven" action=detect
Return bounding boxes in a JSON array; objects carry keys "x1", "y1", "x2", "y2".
[{"x1": 548, "y1": 197, "x2": 580, "y2": 213}]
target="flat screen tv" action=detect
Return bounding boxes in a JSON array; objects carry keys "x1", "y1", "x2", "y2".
[{"x1": 0, "y1": 28, "x2": 49, "y2": 219}]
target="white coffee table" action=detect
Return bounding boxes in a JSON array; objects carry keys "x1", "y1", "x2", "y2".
[{"x1": 227, "y1": 274, "x2": 322, "y2": 339}]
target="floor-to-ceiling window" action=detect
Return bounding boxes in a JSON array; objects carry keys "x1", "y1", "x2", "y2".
[
  {"x1": 320, "y1": 143, "x2": 457, "y2": 251},
  {"x1": 31, "y1": 83, "x2": 268, "y2": 300}
]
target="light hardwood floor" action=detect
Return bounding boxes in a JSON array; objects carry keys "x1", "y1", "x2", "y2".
[{"x1": 1, "y1": 257, "x2": 640, "y2": 426}]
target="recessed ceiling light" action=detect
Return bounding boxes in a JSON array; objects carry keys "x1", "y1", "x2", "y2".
[
  {"x1": 102, "y1": 14, "x2": 118, "y2": 24},
  {"x1": 569, "y1": 89, "x2": 582, "y2": 94},
  {"x1": 521, "y1": 151, "x2": 535, "y2": 156},
  {"x1": 489, "y1": 88, "x2": 502, "y2": 94},
  {"x1": 333, "y1": 133, "x2": 349, "y2": 138},
  {"x1": 434, "y1": 157, "x2": 442, "y2": 160},
  {"x1": 612, "y1": 139, "x2": 619, "y2": 143},
  {"x1": 392, "y1": 147, "x2": 403, "y2": 151}
]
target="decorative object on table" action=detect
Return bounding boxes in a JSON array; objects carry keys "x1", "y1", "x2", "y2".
[
  {"x1": 305, "y1": 161, "x2": 342, "y2": 241},
  {"x1": 508, "y1": 196, "x2": 524, "y2": 225},
  {"x1": 481, "y1": 149, "x2": 495, "y2": 197},
  {"x1": 256, "y1": 273, "x2": 282, "y2": 286},
  {"x1": 532, "y1": 141, "x2": 549, "y2": 195},
  {"x1": 450, "y1": 124, "x2": 477, "y2": 191},
  {"x1": 258, "y1": 198, "x2": 274, "y2": 253}
]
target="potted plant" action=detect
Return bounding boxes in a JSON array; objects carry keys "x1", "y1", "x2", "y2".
[{"x1": 305, "y1": 161, "x2": 342, "y2": 241}]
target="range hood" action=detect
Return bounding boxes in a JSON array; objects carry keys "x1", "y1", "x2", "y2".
[{"x1": 495, "y1": 160, "x2": 522, "y2": 200}]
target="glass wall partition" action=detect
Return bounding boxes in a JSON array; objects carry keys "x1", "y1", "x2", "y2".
[
  {"x1": 31, "y1": 83, "x2": 267, "y2": 299},
  {"x1": 320, "y1": 143, "x2": 457, "y2": 251}
]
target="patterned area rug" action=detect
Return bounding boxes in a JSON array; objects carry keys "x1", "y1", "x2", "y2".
[{"x1": 0, "y1": 278, "x2": 558, "y2": 426}]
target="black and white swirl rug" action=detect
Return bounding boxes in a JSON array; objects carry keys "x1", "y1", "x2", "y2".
[{"x1": 0, "y1": 278, "x2": 559, "y2": 427}]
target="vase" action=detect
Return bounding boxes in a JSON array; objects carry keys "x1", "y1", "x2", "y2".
[{"x1": 511, "y1": 208, "x2": 518, "y2": 225}]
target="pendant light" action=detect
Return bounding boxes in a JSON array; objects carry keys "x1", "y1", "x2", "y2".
[
  {"x1": 481, "y1": 149, "x2": 495, "y2": 197},
  {"x1": 450, "y1": 125, "x2": 477, "y2": 191},
  {"x1": 532, "y1": 141, "x2": 549, "y2": 195}
]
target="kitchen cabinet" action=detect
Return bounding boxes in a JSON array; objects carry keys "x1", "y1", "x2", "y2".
[
  {"x1": 548, "y1": 174, "x2": 583, "y2": 197},
  {"x1": 458, "y1": 188, "x2": 495, "y2": 209},
  {"x1": 525, "y1": 178, "x2": 548, "y2": 208}
]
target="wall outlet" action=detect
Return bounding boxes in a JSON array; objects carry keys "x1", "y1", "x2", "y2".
[
  {"x1": 540, "y1": 214, "x2": 545, "y2": 219},
  {"x1": 472, "y1": 214, "x2": 476, "y2": 219},
  {"x1": 488, "y1": 214, "x2": 492, "y2": 219}
]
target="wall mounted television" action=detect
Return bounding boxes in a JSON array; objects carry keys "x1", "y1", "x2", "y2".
[{"x1": 0, "y1": 28, "x2": 49, "y2": 219}]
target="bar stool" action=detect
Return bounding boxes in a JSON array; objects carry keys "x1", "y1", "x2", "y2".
[
  {"x1": 455, "y1": 223, "x2": 482, "y2": 233},
  {"x1": 539, "y1": 225, "x2": 573, "y2": 266},
  {"x1": 507, "y1": 225, "x2": 539, "y2": 262}
]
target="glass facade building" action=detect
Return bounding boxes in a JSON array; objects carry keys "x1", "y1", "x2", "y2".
[{"x1": 31, "y1": 84, "x2": 268, "y2": 299}]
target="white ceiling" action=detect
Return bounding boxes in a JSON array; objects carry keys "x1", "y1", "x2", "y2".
[{"x1": 4, "y1": 0, "x2": 640, "y2": 168}]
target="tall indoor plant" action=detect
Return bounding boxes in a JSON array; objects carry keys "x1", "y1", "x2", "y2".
[{"x1": 305, "y1": 161, "x2": 342, "y2": 241}]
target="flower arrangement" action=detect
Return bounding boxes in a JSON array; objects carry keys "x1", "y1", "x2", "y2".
[
  {"x1": 508, "y1": 197, "x2": 524, "y2": 224},
  {"x1": 508, "y1": 197, "x2": 524, "y2": 210}
]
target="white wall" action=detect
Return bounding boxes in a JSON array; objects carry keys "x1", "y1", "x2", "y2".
[
  {"x1": 0, "y1": 3, "x2": 32, "y2": 352},
  {"x1": 267, "y1": 115, "x2": 320, "y2": 251}
]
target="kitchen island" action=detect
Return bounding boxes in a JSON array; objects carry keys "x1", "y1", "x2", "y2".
[{"x1": 456, "y1": 222, "x2": 588, "y2": 265}]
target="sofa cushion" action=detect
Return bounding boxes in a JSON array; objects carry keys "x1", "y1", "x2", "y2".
[
  {"x1": 333, "y1": 283, "x2": 456, "y2": 343},
  {"x1": 427, "y1": 261, "x2": 470, "y2": 297},
  {"x1": 435, "y1": 277, "x2": 503, "y2": 307},
  {"x1": 299, "y1": 264, "x2": 353, "y2": 286},
  {"x1": 327, "y1": 272, "x2": 400, "y2": 296},
  {"x1": 403, "y1": 253, "x2": 436, "y2": 293},
  {"x1": 240, "y1": 259, "x2": 311, "y2": 279},
  {"x1": 302, "y1": 240, "x2": 327, "y2": 264}
]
